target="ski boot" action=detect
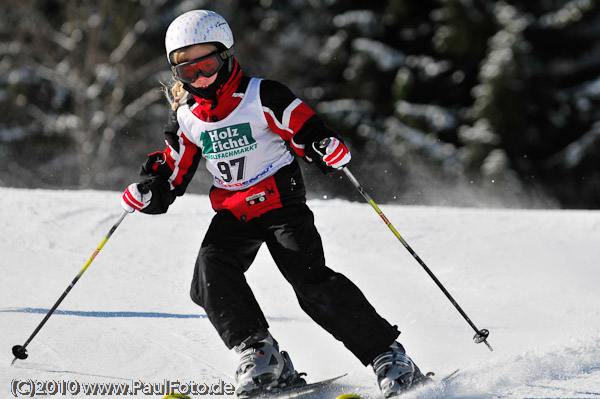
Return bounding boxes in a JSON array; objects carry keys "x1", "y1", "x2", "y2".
[
  {"x1": 371, "y1": 342, "x2": 431, "y2": 398},
  {"x1": 234, "y1": 329, "x2": 305, "y2": 397}
]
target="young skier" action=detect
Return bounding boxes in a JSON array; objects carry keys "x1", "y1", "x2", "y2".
[{"x1": 121, "y1": 10, "x2": 428, "y2": 398}]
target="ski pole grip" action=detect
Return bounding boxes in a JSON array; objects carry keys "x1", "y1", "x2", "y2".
[
  {"x1": 319, "y1": 138, "x2": 331, "y2": 148},
  {"x1": 312, "y1": 138, "x2": 331, "y2": 158},
  {"x1": 137, "y1": 182, "x2": 151, "y2": 195}
]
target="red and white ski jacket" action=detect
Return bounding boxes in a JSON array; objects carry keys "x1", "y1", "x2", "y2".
[{"x1": 139, "y1": 60, "x2": 339, "y2": 220}]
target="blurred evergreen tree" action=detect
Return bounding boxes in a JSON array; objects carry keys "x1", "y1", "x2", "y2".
[{"x1": 1, "y1": 0, "x2": 599, "y2": 208}]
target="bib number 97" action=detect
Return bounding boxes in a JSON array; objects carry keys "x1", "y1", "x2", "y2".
[{"x1": 217, "y1": 157, "x2": 246, "y2": 183}]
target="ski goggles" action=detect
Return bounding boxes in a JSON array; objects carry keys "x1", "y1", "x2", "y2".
[{"x1": 171, "y1": 49, "x2": 234, "y2": 84}]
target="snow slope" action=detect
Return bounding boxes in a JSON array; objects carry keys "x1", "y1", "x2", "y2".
[{"x1": 1, "y1": 187, "x2": 599, "y2": 398}]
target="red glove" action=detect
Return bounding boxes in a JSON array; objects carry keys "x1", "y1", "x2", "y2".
[
  {"x1": 121, "y1": 183, "x2": 152, "y2": 213},
  {"x1": 322, "y1": 137, "x2": 351, "y2": 169}
]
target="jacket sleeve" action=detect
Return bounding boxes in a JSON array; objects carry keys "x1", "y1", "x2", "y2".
[
  {"x1": 259, "y1": 79, "x2": 339, "y2": 159},
  {"x1": 138, "y1": 111, "x2": 202, "y2": 214}
]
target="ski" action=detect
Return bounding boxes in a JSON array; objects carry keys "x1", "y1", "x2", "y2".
[
  {"x1": 441, "y1": 368, "x2": 460, "y2": 382},
  {"x1": 162, "y1": 370, "x2": 458, "y2": 399},
  {"x1": 240, "y1": 374, "x2": 347, "y2": 399},
  {"x1": 162, "y1": 375, "x2": 347, "y2": 399},
  {"x1": 333, "y1": 369, "x2": 460, "y2": 399}
]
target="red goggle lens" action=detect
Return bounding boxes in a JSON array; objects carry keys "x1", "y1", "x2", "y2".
[{"x1": 173, "y1": 53, "x2": 223, "y2": 83}]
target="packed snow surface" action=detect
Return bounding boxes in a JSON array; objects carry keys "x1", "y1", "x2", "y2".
[{"x1": 1, "y1": 187, "x2": 599, "y2": 398}]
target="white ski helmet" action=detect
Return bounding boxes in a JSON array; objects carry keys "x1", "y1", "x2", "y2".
[{"x1": 165, "y1": 10, "x2": 234, "y2": 63}]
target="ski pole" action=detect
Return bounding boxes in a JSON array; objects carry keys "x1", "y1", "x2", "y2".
[
  {"x1": 315, "y1": 138, "x2": 492, "y2": 351},
  {"x1": 341, "y1": 166, "x2": 492, "y2": 351},
  {"x1": 11, "y1": 211, "x2": 128, "y2": 365},
  {"x1": 342, "y1": 167, "x2": 494, "y2": 351}
]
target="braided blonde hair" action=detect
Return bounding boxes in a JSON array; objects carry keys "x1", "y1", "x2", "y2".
[{"x1": 164, "y1": 80, "x2": 188, "y2": 111}]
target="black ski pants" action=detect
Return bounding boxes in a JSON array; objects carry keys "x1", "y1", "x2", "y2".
[{"x1": 190, "y1": 204, "x2": 399, "y2": 366}]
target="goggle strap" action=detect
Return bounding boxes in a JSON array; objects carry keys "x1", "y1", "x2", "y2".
[{"x1": 219, "y1": 47, "x2": 234, "y2": 60}]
